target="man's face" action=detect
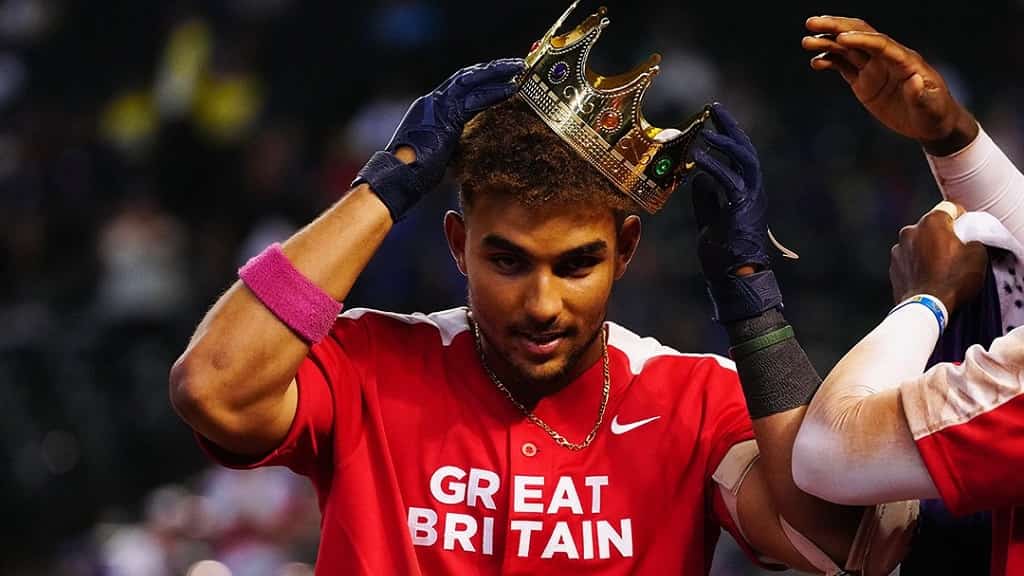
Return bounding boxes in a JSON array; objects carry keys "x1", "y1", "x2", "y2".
[{"x1": 445, "y1": 193, "x2": 640, "y2": 391}]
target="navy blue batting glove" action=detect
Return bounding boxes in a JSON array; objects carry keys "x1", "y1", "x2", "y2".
[
  {"x1": 354, "y1": 58, "x2": 525, "y2": 222},
  {"x1": 690, "y1": 103, "x2": 783, "y2": 323}
]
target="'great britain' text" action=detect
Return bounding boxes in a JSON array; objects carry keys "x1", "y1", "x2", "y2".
[{"x1": 407, "y1": 465, "x2": 633, "y2": 560}]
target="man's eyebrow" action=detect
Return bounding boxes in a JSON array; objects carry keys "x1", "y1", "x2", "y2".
[
  {"x1": 559, "y1": 240, "x2": 607, "y2": 259},
  {"x1": 481, "y1": 235, "x2": 608, "y2": 259},
  {"x1": 481, "y1": 234, "x2": 529, "y2": 256}
]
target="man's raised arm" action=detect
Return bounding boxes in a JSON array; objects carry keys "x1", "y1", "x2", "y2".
[
  {"x1": 169, "y1": 59, "x2": 524, "y2": 456},
  {"x1": 802, "y1": 15, "x2": 1024, "y2": 245},
  {"x1": 688, "y1": 104, "x2": 909, "y2": 574}
]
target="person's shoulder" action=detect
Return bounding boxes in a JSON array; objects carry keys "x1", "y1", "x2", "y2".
[
  {"x1": 332, "y1": 306, "x2": 471, "y2": 348},
  {"x1": 607, "y1": 322, "x2": 736, "y2": 383}
]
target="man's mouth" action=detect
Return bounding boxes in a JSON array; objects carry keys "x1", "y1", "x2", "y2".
[{"x1": 516, "y1": 330, "x2": 569, "y2": 358}]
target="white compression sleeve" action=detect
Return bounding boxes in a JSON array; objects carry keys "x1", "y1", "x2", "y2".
[
  {"x1": 927, "y1": 126, "x2": 1024, "y2": 248},
  {"x1": 792, "y1": 302, "x2": 940, "y2": 505}
]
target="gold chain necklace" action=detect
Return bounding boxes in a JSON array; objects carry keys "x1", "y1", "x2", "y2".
[{"x1": 468, "y1": 312, "x2": 610, "y2": 451}]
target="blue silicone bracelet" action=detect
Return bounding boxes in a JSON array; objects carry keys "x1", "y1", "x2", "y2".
[{"x1": 888, "y1": 294, "x2": 947, "y2": 334}]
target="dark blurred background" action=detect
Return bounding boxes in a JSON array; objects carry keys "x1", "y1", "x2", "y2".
[{"x1": 0, "y1": 0, "x2": 1018, "y2": 574}]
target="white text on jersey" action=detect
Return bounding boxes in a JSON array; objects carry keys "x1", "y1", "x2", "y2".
[{"x1": 408, "y1": 465, "x2": 633, "y2": 560}]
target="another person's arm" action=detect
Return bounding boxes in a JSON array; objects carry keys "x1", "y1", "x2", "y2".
[
  {"x1": 792, "y1": 205, "x2": 990, "y2": 505},
  {"x1": 169, "y1": 59, "x2": 524, "y2": 457},
  {"x1": 797, "y1": 15, "x2": 1024, "y2": 509},
  {"x1": 803, "y1": 16, "x2": 1024, "y2": 245}
]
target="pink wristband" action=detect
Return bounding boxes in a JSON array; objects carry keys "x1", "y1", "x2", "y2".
[{"x1": 239, "y1": 243, "x2": 343, "y2": 344}]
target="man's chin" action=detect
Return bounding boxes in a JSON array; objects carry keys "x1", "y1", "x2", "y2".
[{"x1": 511, "y1": 357, "x2": 571, "y2": 387}]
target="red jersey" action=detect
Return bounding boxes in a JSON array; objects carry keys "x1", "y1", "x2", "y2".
[
  {"x1": 200, "y1": 307, "x2": 759, "y2": 575},
  {"x1": 902, "y1": 326, "x2": 1024, "y2": 576}
]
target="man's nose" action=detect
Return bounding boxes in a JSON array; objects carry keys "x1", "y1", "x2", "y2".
[{"x1": 522, "y1": 272, "x2": 563, "y2": 325}]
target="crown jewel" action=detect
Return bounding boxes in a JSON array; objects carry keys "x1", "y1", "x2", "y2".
[{"x1": 517, "y1": 1, "x2": 709, "y2": 213}]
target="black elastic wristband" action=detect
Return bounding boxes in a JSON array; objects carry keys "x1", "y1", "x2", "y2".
[
  {"x1": 726, "y1": 312, "x2": 821, "y2": 419},
  {"x1": 735, "y1": 338, "x2": 821, "y2": 419}
]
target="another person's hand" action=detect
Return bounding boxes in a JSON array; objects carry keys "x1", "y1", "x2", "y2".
[
  {"x1": 802, "y1": 16, "x2": 977, "y2": 156},
  {"x1": 691, "y1": 103, "x2": 782, "y2": 322},
  {"x1": 890, "y1": 204, "x2": 988, "y2": 314},
  {"x1": 354, "y1": 58, "x2": 525, "y2": 222}
]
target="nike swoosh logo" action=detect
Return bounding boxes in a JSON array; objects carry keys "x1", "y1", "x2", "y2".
[{"x1": 610, "y1": 415, "x2": 661, "y2": 435}]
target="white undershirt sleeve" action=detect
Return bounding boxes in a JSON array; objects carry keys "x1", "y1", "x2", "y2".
[
  {"x1": 926, "y1": 125, "x2": 1024, "y2": 248},
  {"x1": 792, "y1": 303, "x2": 940, "y2": 505}
]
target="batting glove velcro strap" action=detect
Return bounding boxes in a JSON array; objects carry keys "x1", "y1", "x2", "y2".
[
  {"x1": 707, "y1": 269, "x2": 783, "y2": 323},
  {"x1": 353, "y1": 151, "x2": 422, "y2": 222}
]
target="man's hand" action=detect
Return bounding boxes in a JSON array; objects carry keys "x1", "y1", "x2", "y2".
[
  {"x1": 355, "y1": 58, "x2": 525, "y2": 221},
  {"x1": 691, "y1": 103, "x2": 782, "y2": 322},
  {"x1": 890, "y1": 204, "x2": 988, "y2": 314},
  {"x1": 802, "y1": 16, "x2": 978, "y2": 156}
]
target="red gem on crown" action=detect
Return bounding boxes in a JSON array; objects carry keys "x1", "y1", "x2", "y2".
[{"x1": 598, "y1": 110, "x2": 620, "y2": 131}]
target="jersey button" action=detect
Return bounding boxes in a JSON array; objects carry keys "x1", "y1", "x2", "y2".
[{"x1": 521, "y1": 442, "x2": 538, "y2": 457}]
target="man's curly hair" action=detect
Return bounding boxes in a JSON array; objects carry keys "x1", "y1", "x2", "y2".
[{"x1": 452, "y1": 97, "x2": 638, "y2": 215}]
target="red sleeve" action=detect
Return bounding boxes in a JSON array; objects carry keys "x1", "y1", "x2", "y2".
[
  {"x1": 913, "y1": 394, "x2": 1024, "y2": 516},
  {"x1": 693, "y1": 356, "x2": 773, "y2": 566},
  {"x1": 901, "y1": 333, "x2": 1024, "y2": 516},
  {"x1": 699, "y1": 357, "x2": 756, "y2": 484},
  {"x1": 701, "y1": 359, "x2": 791, "y2": 570},
  {"x1": 197, "y1": 313, "x2": 371, "y2": 479}
]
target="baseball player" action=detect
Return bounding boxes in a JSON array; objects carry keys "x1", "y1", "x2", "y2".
[{"x1": 170, "y1": 52, "x2": 902, "y2": 574}]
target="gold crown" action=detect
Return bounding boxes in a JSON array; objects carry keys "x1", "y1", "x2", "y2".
[{"x1": 517, "y1": 1, "x2": 710, "y2": 213}]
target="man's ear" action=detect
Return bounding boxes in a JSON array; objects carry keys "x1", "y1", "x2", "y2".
[
  {"x1": 614, "y1": 215, "x2": 642, "y2": 280},
  {"x1": 444, "y1": 210, "x2": 468, "y2": 276}
]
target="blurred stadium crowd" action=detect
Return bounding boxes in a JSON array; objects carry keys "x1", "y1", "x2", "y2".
[{"x1": 0, "y1": 0, "x2": 1020, "y2": 574}]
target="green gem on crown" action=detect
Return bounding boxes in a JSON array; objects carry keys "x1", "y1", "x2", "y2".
[{"x1": 653, "y1": 157, "x2": 673, "y2": 177}]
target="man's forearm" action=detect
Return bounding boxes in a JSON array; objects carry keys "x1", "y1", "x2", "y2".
[
  {"x1": 726, "y1": 310, "x2": 864, "y2": 565},
  {"x1": 794, "y1": 300, "x2": 941, "y2": 505},
  {"x1": 170, "y1": 183, "x2": 393, "y2": 450}
]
